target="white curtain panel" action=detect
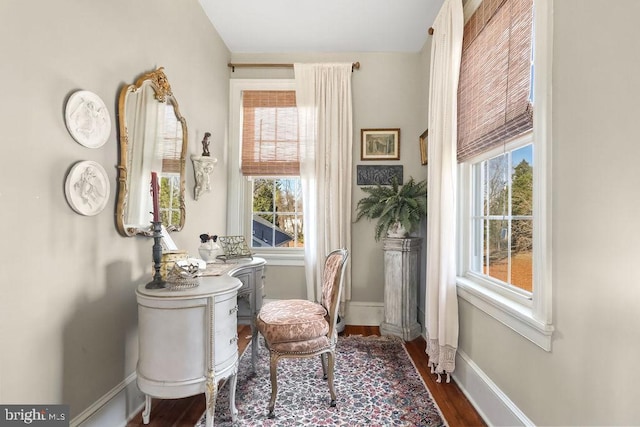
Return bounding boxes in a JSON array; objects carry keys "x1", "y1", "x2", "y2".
[
  {"x1": 294, "y1": 63, "x2": 353, "y2": 306},
  {"x1": 425, "y1": 0, "x2": 463, "y2": 382}
]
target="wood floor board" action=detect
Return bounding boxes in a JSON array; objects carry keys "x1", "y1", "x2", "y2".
[{"x1": 127, "y1": 325, "x2": 485, "y2": 427}]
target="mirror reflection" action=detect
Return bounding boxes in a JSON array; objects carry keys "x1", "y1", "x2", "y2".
[{"x1": 116, "y1": 67, "x2": 188, "y2": 236}]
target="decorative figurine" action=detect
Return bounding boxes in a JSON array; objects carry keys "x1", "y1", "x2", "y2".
[
  {"x1": 201, "y1": 132, "x2": 211, "y2": 156},
  {"x1": 198, "y1": 234, "x2": 221, "y2": 262}
]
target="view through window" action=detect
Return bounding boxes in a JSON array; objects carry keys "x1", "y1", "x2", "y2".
[
  {"x1": 472, "y1": 143, "x2": 533, "y2": 292},
  {"x1": 251, "y1": 177, "x2": 303, "y2": 248},
  {"x1": 159, "y1": 174, "x2": 181, "y2": 228}
]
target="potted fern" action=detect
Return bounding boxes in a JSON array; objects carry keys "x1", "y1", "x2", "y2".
[{"x1": 355, "y1": 176, "x2": 427, "y2": 241}]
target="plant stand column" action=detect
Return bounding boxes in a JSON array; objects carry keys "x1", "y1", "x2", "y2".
[{"x1": 380, "y1": 237, "x2": 422, "y2": 341}]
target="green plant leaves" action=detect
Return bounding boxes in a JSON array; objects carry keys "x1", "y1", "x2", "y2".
[{"x1": 355, "y1": 176, "x2": 427, "y2": 241}]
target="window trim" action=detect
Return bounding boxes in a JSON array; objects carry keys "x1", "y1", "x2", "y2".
[
  {"x1": 228, "y1": 79, "x2": 304, "y2": 266},
  {"x1": 456, "y1": 0, "x2": 553, "y2": 351}
]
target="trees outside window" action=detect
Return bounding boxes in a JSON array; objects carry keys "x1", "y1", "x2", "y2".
[
  {"x1": 251, "y1": 177, "x2": 303, "y2": 248},
  {"x1": 472, "y1": 144, "x2": 533, "y2": 292}
]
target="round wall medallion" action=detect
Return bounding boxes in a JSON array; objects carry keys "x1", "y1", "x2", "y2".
[
  {"x1": 65, "y1": 90, "x2": 111, "y2": 148},
  {"x1": 64, "y1": 160, "x2": 110, "y2": 216}
]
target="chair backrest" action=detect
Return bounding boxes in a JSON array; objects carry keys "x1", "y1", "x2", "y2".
[{"x1": 320, "y1": 249, "x2": 349, "y2": 339}]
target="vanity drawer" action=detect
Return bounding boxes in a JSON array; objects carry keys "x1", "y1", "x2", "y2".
[
  {"x1": 214, "y1": 293, "x2": 238, "y2": 368},
  {"x1": 214, "y1": 293, "x2": 238, "y2": 333},
  {"x1": 234, "y1": 272, "x2": 252, "y2": 292}
]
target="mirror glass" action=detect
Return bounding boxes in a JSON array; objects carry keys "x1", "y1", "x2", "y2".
[{"x1": 116, "y1": 67, "x2": 187, "y2": 236}]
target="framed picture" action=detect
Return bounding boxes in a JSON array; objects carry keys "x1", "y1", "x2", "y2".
[
  {"x1": 361, "y1": 128, "x2": 400, "y2": 160},
  {"x1": 419, "y1": 129, "x2": 428, "y2": 165}
]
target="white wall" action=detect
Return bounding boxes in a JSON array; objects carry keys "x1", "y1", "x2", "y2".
[
  {"x1": 0, "y1": 0, "x2": 230, "y2": 420},
  {"x1": 228, "y1": 52, "x2": 428, "y2": 316},
  {"x1": 456, "y1": 1, "x2": 640, "y2": 425}
]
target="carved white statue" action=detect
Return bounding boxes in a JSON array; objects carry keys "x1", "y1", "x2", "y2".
[{"x1": 192, "y1": 155, "x2": 217, "y2": 200}]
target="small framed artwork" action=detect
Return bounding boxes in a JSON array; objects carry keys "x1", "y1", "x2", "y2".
[
  {"x1": 361, "y1": 128, "x2": 400, "y2": 160},
  {"x1": 419, "y1": 129, "x2": 428, "y2": 165}
]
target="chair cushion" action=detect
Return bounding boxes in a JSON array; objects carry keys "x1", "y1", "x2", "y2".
[
  {"x1": 257, "y1": 299, "x2": 329, "y2": 344},
  {"x1": 269, "y1": 335, "x2": 331, "y2": 354}
]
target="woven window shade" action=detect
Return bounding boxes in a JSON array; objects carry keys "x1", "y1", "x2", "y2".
[
  {"x1": 457, "y1": 0, "x2": 533, "y2": 162},
  {"x1": 241, "y1": 90, "x2": 299, "y2": 176},
  {"x1": 161, "y1": 105, "x2": 184, "y2": 174},
  {"x1": 161, "y1": 133, "x2": 183, "y2": 173}
]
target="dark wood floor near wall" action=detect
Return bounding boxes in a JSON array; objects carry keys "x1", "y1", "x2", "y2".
[{"x1": 127, "y1": 325, "x2": 486, "y2": 427}]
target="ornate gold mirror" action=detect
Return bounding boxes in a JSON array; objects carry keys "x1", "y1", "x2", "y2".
[{"x1": 116, "y1": 67, "x2": 188, "y2": 236}]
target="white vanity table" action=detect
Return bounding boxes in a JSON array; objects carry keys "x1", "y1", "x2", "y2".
[
  {"x1": 136, "y1": 274, "x2": 241, "y2": 426},
  {"x1": 135, "y1": 257, "x2": 266, "y2": 426}
]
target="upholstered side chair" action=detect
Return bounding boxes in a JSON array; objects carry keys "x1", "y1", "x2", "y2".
[{"x1": 256, "y1": 248, "x2": 349, "y2": 419}]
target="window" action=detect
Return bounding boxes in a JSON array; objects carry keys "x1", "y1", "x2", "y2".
[
  {"x1": 468, "y1": 137, "x2": 533, "y2": 294},
  {"x1": 456, "y1": 0, "x2": 553, "y2": 350},
  {"x1": 159, "y1": 101, "x2": 184, "y2": 230},
  {"x1": 159, "y1": 174, "x2": 181, "y2": 227},
  {"x1": 240, "y1": 89, "x2": 304, "y2": 251},
  {"x1": 228, "y1": 79, "x2": 304, "y2": 266},
  {"x1": 251, "y1": 177, "x2": 303, "y2": 248}
]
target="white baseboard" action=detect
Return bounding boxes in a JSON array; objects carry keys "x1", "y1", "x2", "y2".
[
  {"x1": 453, "y1": 349, "x2": 534, "y2": 427},
  {"x1": 344, "y1": 301, "x2": 384, "y2": 326},
  {"x1": 71, "y1": 372, "x2": 145, "y2": 427}
]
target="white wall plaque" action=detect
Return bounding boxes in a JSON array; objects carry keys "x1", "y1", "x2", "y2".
[
  {"x1": 65, "y1": 160, "x2": 110, "y2": 216},
  {"x1": 65, "y1": 90, "x2": 111, "y2": 148}
]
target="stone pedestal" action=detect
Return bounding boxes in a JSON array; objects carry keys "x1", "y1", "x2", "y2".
[{"x1": 380, "y1": 237, "x2": 422, "y2": 341}]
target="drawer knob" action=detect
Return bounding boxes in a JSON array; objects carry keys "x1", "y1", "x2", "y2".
[
  {"x1": 229, "y1": 306, "x2": 239, "y2": 315},
  {"x1": 230, "y1": 335, "x2": 238, "y2": 344}
]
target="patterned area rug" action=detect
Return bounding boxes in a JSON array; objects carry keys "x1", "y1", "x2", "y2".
[{"x1": 196, "y1": 335, "x2": 447, "y2": 426}]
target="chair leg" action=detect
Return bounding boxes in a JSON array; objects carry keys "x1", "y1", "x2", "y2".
[
  {"x1": 327, "y1": 351, "x2": 336, "y2": 407},
  {"x1": 320, "y1": 353, "x2": 328, "y2": 380},
  {"x1": 267, "y1": 352, "x2": 279, "y2": 418}
]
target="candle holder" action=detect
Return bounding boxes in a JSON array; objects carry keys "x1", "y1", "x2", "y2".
[{"x1": 146, "y1": 220, "x2": 166, "y2": 289}]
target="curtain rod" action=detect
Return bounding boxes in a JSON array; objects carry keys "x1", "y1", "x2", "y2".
[{"x1": 228, "y1": 62, "x2": 360, "y2": 72}]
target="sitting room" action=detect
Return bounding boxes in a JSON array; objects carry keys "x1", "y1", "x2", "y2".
[{"x1": 1, "y1": 0, "x2": 639, "y2": 426}]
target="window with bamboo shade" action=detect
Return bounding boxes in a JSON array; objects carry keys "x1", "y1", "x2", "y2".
[
  {"x1": 241, "y1": 90, "x2": 299, "y2": 176},
  {"x1": 457, "y1": 0, "x2": 534, "y2": 162}
]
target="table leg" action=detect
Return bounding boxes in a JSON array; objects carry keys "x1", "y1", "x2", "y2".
[
  {"x1": 142, "y1": 395, "x2": 151, "y2": 424},
  {"x1": 204, "y1": 370, "x2": 217, "y2": 427},
  {"x1": 229, "y1": 362, "x2": 239, "y2": 423}
]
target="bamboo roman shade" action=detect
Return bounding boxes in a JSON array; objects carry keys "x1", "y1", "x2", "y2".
[
  {"x1": 161, "y1": 107, "x2": 184, "y2": 174},
  {"x1": 457, "y1": 0, "x2": 533, "y2": 162},
  {"x1": 241, "y1": 90, "x2": 300, "y2": 176}
]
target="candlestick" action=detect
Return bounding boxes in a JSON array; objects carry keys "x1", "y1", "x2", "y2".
[
  {"x1": 146, "y1": 220, "x2": 166, "y2": 289},
  {"x1": 151, "y1": 172, "x2": 160, "y2": 222}
]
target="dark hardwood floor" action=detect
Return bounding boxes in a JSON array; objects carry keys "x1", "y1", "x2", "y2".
[{"x1": 127, "y1": 325, "x2": 485, "y2": 427}]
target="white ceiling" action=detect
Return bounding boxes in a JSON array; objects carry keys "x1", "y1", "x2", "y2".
[{"x1": 198, "y1": 0, "x2": 445, "y2": 53}]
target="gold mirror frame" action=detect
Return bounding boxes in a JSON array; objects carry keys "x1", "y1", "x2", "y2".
[{"x1": 115, "y1": 67, "x2": 188, "y2": 237}]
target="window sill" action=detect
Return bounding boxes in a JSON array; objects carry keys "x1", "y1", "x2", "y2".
[
  {"x1": 253, "y1": 250, "x2": 305, "y2": 267},
  {"x1": 456, "y1": 276, "x2": 554, "y2": 351}
]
